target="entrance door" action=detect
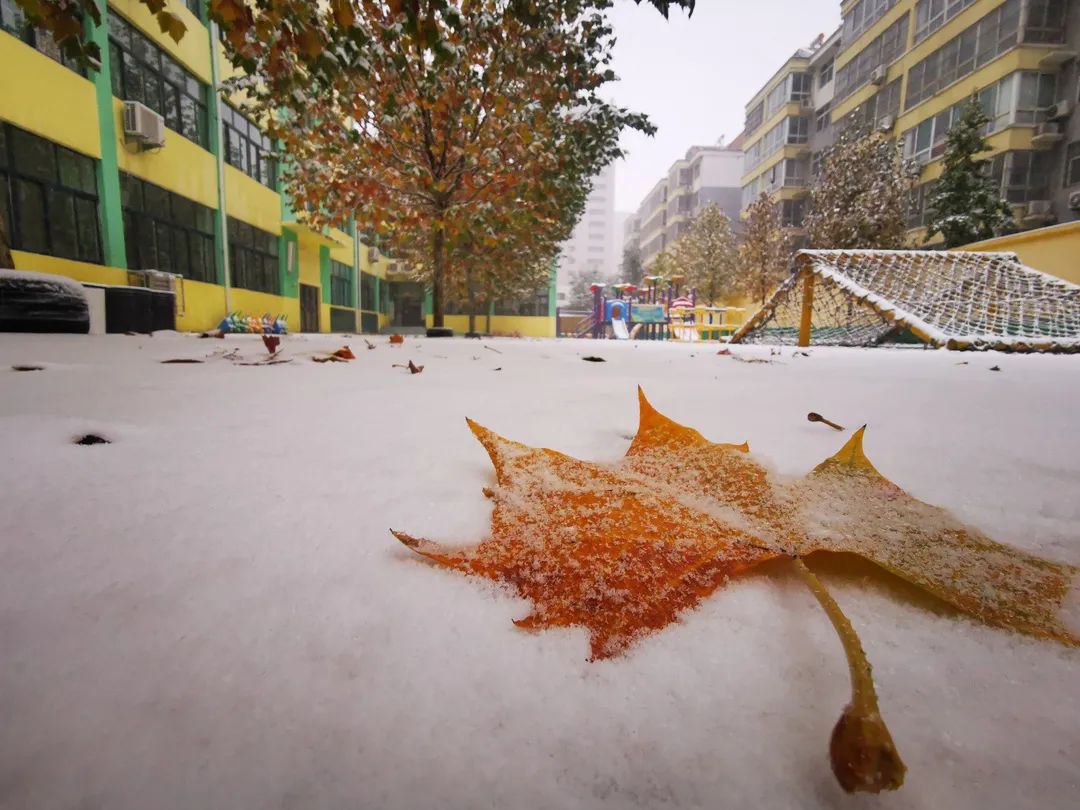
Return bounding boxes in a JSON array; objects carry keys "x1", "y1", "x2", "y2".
[
  {"x1": 300, "y1": 284, "x2": 320, "y2": 332},
  {"x1": 396, "y1": 294, "x2": 423, "y2": 327}
]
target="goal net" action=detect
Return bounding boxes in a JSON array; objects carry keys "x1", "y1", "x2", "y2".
[{"x1": 732, "y1": 249, "x2": 1080, "y2": 352}]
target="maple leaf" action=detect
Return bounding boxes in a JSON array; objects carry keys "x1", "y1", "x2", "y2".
[{"x1": 393, "y1": 388, "x2": 1078, "y2": 793}]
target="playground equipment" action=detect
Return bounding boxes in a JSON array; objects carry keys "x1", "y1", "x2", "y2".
[
  {"x1": 219, "y1": 312, "x2": 289, "y2": 335},
  {"x1": 732, "y1": 249, "x2": 1080, "y2": 352},
  {"x1": 572, "y1": 277, "x2": 744, "y2": 341}
]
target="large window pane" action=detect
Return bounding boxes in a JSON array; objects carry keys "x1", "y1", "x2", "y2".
[
  {"x1": 74, "y1": 197, "x2": 100, "y2": 263},
  {"x1": 14, "y1": 179, "x2": 47, "y2": 254},
  {"x1": 46, "y1": 188, "x2": 78, "y2": 259},
  {"x1": 12, "y1": 129, "x2": 55, "y2": 183}
]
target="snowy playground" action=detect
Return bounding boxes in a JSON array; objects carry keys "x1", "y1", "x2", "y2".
[{"x1": 1, "y1": 331, "x2": 1078, "y2": 810}]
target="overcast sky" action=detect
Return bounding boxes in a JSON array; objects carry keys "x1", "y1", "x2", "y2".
[{"x1": 605, "y1": 0, "x2": 841, "y2": 212}]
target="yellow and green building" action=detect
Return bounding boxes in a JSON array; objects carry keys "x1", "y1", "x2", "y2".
[{"x1": 0, "y1": 0, "x2": 556, "y2": 336}]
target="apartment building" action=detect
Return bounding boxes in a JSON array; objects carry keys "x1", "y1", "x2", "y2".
[
  {"x1": 742, "y1": 0, "x2": 1078, "y2": 245},
  {"x1": 556, "y1": 163, "x2": 616, "y2": 304},
  {"x1": 740, "y1": 30, "x2": 843, "y2": 239},
  {"x1": 831, "y1": 0, "x2": 1077, "y2": 240},
  {"x1": 631, "y1": 140, "x2": 744, "y2": 270},
  {"x1": 0, "y1": 0, "x2": 556, "y2": 336}
]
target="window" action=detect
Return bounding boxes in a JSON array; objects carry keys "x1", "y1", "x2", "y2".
[
  {"x1": 108, "y1": 12, "x2": 208, "y2": 147},
  {"x1": 329, "y1": 260, "x2": 353, "y2": 307},
  {"x1": 1023, "y1": 0, "x2": 1067, "y2": 43},
  {"x1": 905, "y1": 0, "x2": 1021, "y2": 110},
  {"x1": 841, "y1": 0, "x2": 897, "y2": 44},
  {"x1": 745, "y1": 102, "x2": 765, "y2": 136},
  {"x1": 790, "y1": 73, "x2": 812, "y2": 103},
  {"x1": 0, "y1": 123, "x2": 101, "y2": 263},
  {"x1": 0, "y1": 0, "x2": 82, "y2": 73},
  {"x1": 834, "y1": 14, "x2": 908, "y2": 102},
  {"x1": 902, "y1": 72, "x2": 1057, "y2": 165},
  {"x1": 906, "y1": 182, "x2": 937, "y2": 229},
  {"x1": 359, "y1": 271, "x2": 378, "y2": 311},
  {"x1": 787, "y1": 117, "x2": 809, "y2": 144},
  {"x1": 121, "y1": 173, "x2": 216, "y2": 282},
  {"x1": 914, "y1": 0, "x2": 977, "y2": 44},
  {"x1": 1064, "y1": 142, "x2": 1080, "y2": 187},
  {"x1": 183, "y1": 0, "x2": 203, "y2": 19},
  {"x1": 219, "y1": 102, "x2": 277, "y2": 189},
  {"x1": 781, "y1": 199, "x2": 806, "y2": 227},
  {"x1": 817, "y1": 59, "x2": 834, "y2": 88},
  {"x1": 227, "y1": 217, "x2": 279, "y2": 294},
  {"x1": 811, "y1": 151, "x2": 824, "y2": 178},
  {"x1": 815, "y1": 103, "x2": 832, "y2": 133},
  {"x1": 986, "y1": 151, "x2": 1052, "y2": 203}
]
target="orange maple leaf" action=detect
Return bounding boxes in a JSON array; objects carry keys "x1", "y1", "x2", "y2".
[{"x1": 393, "y1": 388, "x2": 1079, "y2": 793}]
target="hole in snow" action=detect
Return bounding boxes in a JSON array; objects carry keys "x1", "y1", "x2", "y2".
[{"x1": 74, "y1": 434, "x2": 111, "y2": 446}]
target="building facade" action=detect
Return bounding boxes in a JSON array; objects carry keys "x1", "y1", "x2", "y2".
[
  {"x1": 555, "y1": 164, "x2": 616, "y2": 306},
  {"x1": 632, "y1": 141, "x2": 744, "y2": 270},
  {"x1": 740, "y1": 30, "x2": 842, "y2": 240},
  {"x1": 741, "y1": 0, "x2": 1078, "y2": 247},
  {"x1": 0, "y1": 0, "x2": 555, "y2": 336}
]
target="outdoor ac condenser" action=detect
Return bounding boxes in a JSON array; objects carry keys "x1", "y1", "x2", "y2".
[{"x1": 122, "y1": 101, "x2": 166, "y2": 149}]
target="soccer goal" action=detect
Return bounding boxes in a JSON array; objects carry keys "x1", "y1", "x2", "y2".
[{"x1": 730, "y1": 249, "x2": 1080, "y2": 352}]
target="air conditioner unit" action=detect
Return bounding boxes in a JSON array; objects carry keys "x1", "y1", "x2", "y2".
[
  {"x1": 877, "y1": 114, "x2": 895, "y2": 132},
  {"x1": 1044, "y1": 99, "x2": 1074, "y2": 121},
  {"x1": 367, "y1": 246, "x2": 381, "y2": 262},
  {"x1": 122, "y1": 101, "x2": 165, "y2": 148},
  {"x1": 870, "y1": 66, "x2": 887, "y2": 86},
  {"x1": 1009, "y1": 203, "x2": 1028, "y2": 223},
  {"x1": 128, "y1": 269, "x2": 177, "y2": 292},
  {"x1": 1031, "y1": 120, "x2": 1064, "y2": 148},
  {"x1": 1022, "y1": 200, "x2": 1055, "y2": 226},
  {"x1": 1069, "y1": 191, "x2": 1080, "y2": 211}
]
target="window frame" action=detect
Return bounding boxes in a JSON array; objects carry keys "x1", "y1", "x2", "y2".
[
  {"x1": 108, "y1": 11, "x2": 208, "y2": 147},
  {"x1": 121, "y1": 173, "x2": 216, "y2": 282},
  {"x1": 227, "y1": 216, "x2": 280, "y2": 294},
  {"x1": 0, "y1": 122, "x2": 102, "y2": 263}
]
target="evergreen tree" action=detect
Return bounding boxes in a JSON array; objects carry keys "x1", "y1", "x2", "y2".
[
  {"x1": 619, "y1": 244, "x2": 645, "y2": 286},
  {"x1": 673, "y1": 204, "x2": 738, "y2": 305},
  {"x1": 739, "y1": 193, "x2": 791, "y2": 305},
  {"x1": 805, "y1": 125, "x2": 914, "y2": 250},
  {"x1": 925, "y1": 96, "x2": 1013, "y2": 248}
]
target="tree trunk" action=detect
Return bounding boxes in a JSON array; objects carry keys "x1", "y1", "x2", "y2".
[
  {"x1": 0, "y1": 216, "x2": 15, "y2": 270},
  {"x1": 430, "y1": 223, "x2": 446, "y2": 328},
  {"x1": 466, "y1": 264, "x2": 477, "y2": 334}
]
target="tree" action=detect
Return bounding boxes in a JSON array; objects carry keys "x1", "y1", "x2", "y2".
[
  {"x1": 566, "y1": 269, "x2": 596, "y2": 310},
  {"x1": 13, "y1": 0, "x2": 695, "y2": 69},
  {"x1": 805, "y1": 125, "x2": 915, "y2": 250},
  {"x1": 672, "y1": 204, "x2": 737, "y2": 305},
  {"x1": 619, "y1": 243, "x2": 644, "y2": 286},
  {"x1": 924, "y1": 96, "x2": 1013, "y2": 248},
  {"x1": 235, "y1": 1, "x2": 649, "y2": 327},
  {"x1": 739, "y1": 192, "x2": 791, "y2": 305}
]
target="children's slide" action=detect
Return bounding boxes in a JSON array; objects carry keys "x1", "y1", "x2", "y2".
[{"x1": 611, "y1": 318, "x2": 630, "y2": 340}]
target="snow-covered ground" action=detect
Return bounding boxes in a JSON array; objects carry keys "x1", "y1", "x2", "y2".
[{"x1": 0, "y1": 332, "x2": 1078, "y2": 810}]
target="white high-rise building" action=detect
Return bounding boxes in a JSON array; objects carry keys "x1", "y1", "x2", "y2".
[{"x1": 556, "y1": 164, "x2": 616, "y2": 307}]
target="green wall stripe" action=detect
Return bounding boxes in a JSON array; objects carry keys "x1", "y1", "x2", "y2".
[
  {"x1": 87, "y1": 15, "x2": 126, "y2": 269},
  {"x1": 206, "y1": 22, "x2": 227, "y2": 287}
]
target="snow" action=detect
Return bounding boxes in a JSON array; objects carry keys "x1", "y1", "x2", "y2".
[{"x1": 0, "y1": 333, "x2": 1078, "y2": 810}]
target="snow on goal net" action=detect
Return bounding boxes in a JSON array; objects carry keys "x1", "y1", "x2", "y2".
[{"x1": 731, "y1": 249, "x2": 1080, "y2": 352}]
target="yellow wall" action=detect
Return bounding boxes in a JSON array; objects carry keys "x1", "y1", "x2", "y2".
[
  {"x1": 961, "y1": 221, "x2": 1080, "y2": 285},
  {"x1": 0, "y1": 36, "x2": 99, "y2": 157},
  {"x1": 224, "y1": 167, "x2": 281, "y2": 234},
  {"x1": 11, "y1": 252, "x2": 127, "y2": 286},
  {"x1": 426, "y1": 314, "x2": 556, "y2": 338}
]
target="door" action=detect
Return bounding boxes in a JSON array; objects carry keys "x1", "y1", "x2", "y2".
[
  {"x1": 300, "y1": 284, "x2": 320, "y2": 332},
  {"x1": 395, "y1": 294, "x2": 423, "y2": 327}
]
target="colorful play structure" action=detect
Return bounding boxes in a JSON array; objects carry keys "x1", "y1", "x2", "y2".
[
  {"x1": 571, "y1": 276, "x2": 745, "y2": 341},
  {"x1": 218, "y1": 312, "x2": 289, "y2": 335}
]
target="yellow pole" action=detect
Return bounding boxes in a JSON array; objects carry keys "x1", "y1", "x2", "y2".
[{"x1": 798, "y1": 271, "x2": 814, "y2": 347}]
